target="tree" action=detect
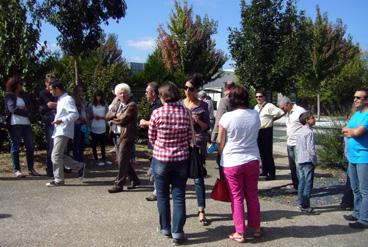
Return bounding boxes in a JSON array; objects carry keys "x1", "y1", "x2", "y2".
[
  {"x1": 37, "y1": 0, "x2": 127, "y2": 85},
  {"x1": 157, "y1": 0, "x2": 226, "y2": 84},
  {"x1": 228, "y1": 0, "x2": 309, "y2": 95},
  {"x1": 0, "y1": 0, "x2": 42, "y2": 85},
  {"x1": 141, "y1": 48, "x2": 172, "y2": 84}
]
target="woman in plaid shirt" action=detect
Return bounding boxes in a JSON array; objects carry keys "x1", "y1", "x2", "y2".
[{"x1": 149, "y1": 81, "x2": 191, "y2": 245}]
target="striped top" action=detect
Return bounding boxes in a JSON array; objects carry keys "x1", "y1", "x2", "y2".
[
  {"x1": 295, "y1": 125, "x2": 317, "y2": 165},
  {"x1": 149, "y1": 102, "x2": 191, "y2": 162}
]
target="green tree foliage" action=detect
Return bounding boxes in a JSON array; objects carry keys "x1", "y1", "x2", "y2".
[
  {"x1": 228, "y1": 0, "x2": 309, "y2": 94},
  {"x1": 37, "y1": 0, "x2": 127, "y2": 85},
  {"x1": 142, "y1": 48, "x2": 172, "y2": 83},
  {"x1": 157, "y1": 0, "x2": 226, "y2": 85}
]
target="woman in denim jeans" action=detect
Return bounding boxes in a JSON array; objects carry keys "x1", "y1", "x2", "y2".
[
  {"x1": 5, "y1": 76, "x2": 39, "y2": 177},
  {"x1": 149, "y1": 82, "x2": 191, "y2": 245},
  {"x1": 182, "y1": 74, "x2": 211, "y2": 226}
]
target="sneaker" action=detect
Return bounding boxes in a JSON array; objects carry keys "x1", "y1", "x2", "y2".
[
  {"x1": 104, "y1": 160, "x2": 112, "y2": 165},
  {"x1": 349, "y1": 222, "x2": 368, "y2": 229},
  {"x1": 146, "y1": 194, "x2": 157, "y2": 201},
  {"x1": 14, "y1": 170, "x2": 25, "y2": 178},
  {"x1": 28, "y1": 169, "x2": 40, "y2": 176},
  {"x1": 46, "y1": 180, "x2": 64, "y2": 187},
  {"x1": 300, "y1": 207, "x2": 314, "y2": 214},
  {"x1": 172, "y1": 238, "x2": 186, "y2": 246},
  {"x1": 96, "y1": 160, "x2": 106, "y2": 166},
  {"x1": 343, "y1": 215, "x2": 358, "y2": 221}
]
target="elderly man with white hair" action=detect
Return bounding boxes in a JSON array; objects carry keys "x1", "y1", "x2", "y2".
[
  {"x1": 106, "y1": 83, "x2": 141, "y2": 193},
  {"x1": 278, "y1": 96, "x2": 306, "y2": 190},
  {"x1": 198, "y1": 90, "x2": 215, "y2": 129}
]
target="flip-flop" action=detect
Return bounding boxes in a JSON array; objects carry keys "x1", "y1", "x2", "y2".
[{"x1": 228, "y1": 233, "x2": 245, "y2": 243}]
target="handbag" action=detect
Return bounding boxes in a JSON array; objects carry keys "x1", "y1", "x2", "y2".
[
  {"x1": 211, "y1": 178, "x2": 231, "y2": 202},
  {"x1": 188, "y1": 113, "x2": 206, "y2": 179}
]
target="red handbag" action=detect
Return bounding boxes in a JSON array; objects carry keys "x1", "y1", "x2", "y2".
[{"x1": 211, "y1": 178, "x2": 231, "y2": 202}]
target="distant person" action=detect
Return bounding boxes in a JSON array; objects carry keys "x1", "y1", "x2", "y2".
[
  {"x1": 46, "y1": 80, "x2": 84, "y2": 187},
  {"x1": 342, "y1": 88, "x2": 368, "y2": 229},
  {"x1": 106, "y1": 83, "x2": 140, "y2": 193},
  {"x1": 278, "y1": 97, "x2": 306, "y2": 190},
  {"x1": 217, "y1": 85, "x2": 262, "y2": 243},
  {"x1": 139, "y1": 82, "x2": 162, "y2": 202},
  {"x1": 296, "y1": 112, "x2": 317, "y2": 214},
  {"x1": 254, "y1": 89, "x2": 284, "y2": 180},
  {"x1": 88, "y1": 91, "x2": 110, "y2": 166},
  {"x1": 5, "y1": 76, "x2": 39, "y2": 178},
  {"x1": 198, "y1": 90, "x2": 215, "y2": 130},
  {"x1": 182, "y1": 74, "x2": 211, "y2": 226},
  {"x1": 39, "y1": 73, "x2": 58, "y2": 177},
  {"x1": 149, "y1": 82, "x2": 191, "y2": 245}
]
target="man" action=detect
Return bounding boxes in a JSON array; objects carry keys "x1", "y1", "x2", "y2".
[
  {"x1": 255, "y1": 89, "x2": 284, "y2": 180},
  {"x1": 198, "y1": 90, "x2": 215, "y2": 130},
  {"x1": 278, "y1": 96, "x2": 306, "y2": 190},
  {"x1": 39, "y1": 74, "x2": 57, "y2": 177},
  {"x1": 46, "y1": 80, "x2": 84, "y2": 187},
  {"x1": 139, "y1": 82, "x2": 162, "y2": 201}
]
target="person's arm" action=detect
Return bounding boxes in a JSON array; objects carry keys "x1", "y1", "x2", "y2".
[
  {"x1": 5, "y1": 93, "x2": 28, "y2": 117},
  {"x1": 217, "y1": 125, "x2": 226, "y2": 155},
  {"x1": 148, "y1": 112, "x2": 158, "y2": 147},
  {"x1": 113, "y1": 102, "x2": 137, "y2": 126},
  {"x1": 306, "y1": 131, "x2": 317, "y2": 164},
  {"x1": 211, "y1": 97, "x2": 227, "y2": 142},
  {"x1": 105, "y1": 99, "x2": 119, "y2": 120},
  {"x1": 53, "y1": 98, "x2": 79, "y2": 125},
  {"x1": 342, "y1": 126, "x2": 366, "y2": 137},
  {"x1": 268, "y1": 103, "x2": 285, "y2": 121}
]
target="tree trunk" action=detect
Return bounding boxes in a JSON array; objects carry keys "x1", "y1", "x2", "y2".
[
  {"x1": 317, "y1": 88, "x2": 321, "y2": 121},
  {"x1": 74, "y1": 56, "x2": 79, "y2": 86}
]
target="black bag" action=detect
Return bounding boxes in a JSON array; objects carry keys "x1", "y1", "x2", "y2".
[{"x1": 188, "y1": 145, "x2": 206, "y2": 179}]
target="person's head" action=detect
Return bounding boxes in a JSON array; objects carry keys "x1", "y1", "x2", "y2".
[
  {"x1": 299, "y1": 111, "x2": 316, "y2": 127},
  {"x1": 255, "y1": 89, "x2": 266, "y2": 105},
  {"x1": 145, "y1": 82, "x2": 159, "y2": 102},
  {"x1": 353, "y1": 88, "x2": 368, "y2": 110},
  {"x1": 159, "y1": 81, "x2": 181, "y2": 103},
  {"x1": 45, "y1": 73, "x2": 56, "y2": 91},
  {"x1": 73, "y1": 85, "x2": 84, "y2": 99},
  {"x1": 50, "y1": 80, "x2": 65, "y2": 97},
  {"x1": 229, "y1": 85, "x2": 249, "y2": 110},
  {"x1": 184, "y1": 73, "x2": 203, "y2": 99},
  {"x1": 224, "y1": 80, "x2": 235, "y2": 96},
  {"x1": 114, "y1": 83, "x2": 131, "y2": 103},
  {"x1": 278, "y1": 96, "x2": 293, "y2": 113},
  {"x1": 197, "y1": 90, "x2": 207, "y2": 101},
  {"x1": 93, "y1": 90, "x2": 105, "y2": 106},
  {"x1": 6, "y1": 75, "x2": 24, "y2": 93}
]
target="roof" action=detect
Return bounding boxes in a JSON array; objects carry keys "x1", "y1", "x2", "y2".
[{"x1": 203, "y1": 71, "x2": 235, "y2": 89}]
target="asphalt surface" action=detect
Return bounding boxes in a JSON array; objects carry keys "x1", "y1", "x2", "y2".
[{"x1": 1, "y1": 145, "x2": 367, "y2": 247}]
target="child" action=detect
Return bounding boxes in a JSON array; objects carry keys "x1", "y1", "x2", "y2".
[{"x1": 295, "y1": 111, "x2": 317, "y2": 213}]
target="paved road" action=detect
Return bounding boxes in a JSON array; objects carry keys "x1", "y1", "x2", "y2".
[{"x1": 0, "y1": 153, "x2": 367, "y2": 247}]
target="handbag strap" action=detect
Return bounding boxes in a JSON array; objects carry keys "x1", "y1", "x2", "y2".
[{"x1": 189, "y1": 111, "x2": 196, "y2": 146}]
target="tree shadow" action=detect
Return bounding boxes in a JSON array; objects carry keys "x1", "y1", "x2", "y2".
[{"x1": 0, "y1": 214, "x2": 12, "y2": 219}]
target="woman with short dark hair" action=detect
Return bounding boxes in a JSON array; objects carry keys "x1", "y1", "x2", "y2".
[
  {"x1": 149, "y1": 81, "x2": 191, "y2": 245},
  {"x1": 5, "y1": 76, "x2": 39, "y2": 177},
  {"x1": 217, "y1": 85, "x2": 262, "y2": 243}
]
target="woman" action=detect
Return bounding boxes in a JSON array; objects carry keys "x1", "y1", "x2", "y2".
[
  {"x1": 217, "y1": 85, "x2": 262, "y2": 243},
  {"x1": 182, "y1": 74, "x2": 210, "y2": 226},
  {"x1": 106, "y1": 83, "x2": 140, "y2": 193},
  {"x1": 149, "y1": 81, "x2": 191, "y2": 245},
  {"x1": 4, "y1": 76, "x2": 39, "y2": 177},
  {"x1": 89, "y1": 91, "x2": 110, "y2": 166},
  {"x1": 72, "y1": 85, "x2": 89, "y2": 162}
]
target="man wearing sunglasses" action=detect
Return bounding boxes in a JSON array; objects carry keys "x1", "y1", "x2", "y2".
[
  {"x1": 278, "y1": 96, "x2": 306, "y2": 190},
  {"x1": 255, "y1": 89, "x2": 284, "y2": 181}
]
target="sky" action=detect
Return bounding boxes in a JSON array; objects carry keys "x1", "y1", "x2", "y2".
[{"x1": 40, "y1": 0, "x2": 368, "y2": 70}]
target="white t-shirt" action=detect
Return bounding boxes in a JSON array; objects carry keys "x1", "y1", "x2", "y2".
[
  {"x1": 219, "y1": 109, "x2": 260, "y2": 167},
  {"x1": 10, "y1": 97, "x2": 31, "y2": 125},
  {"x1": 286, "y1": 104, "x2": 306, "y2": 146},
  {"x1": 254, "y1": 102, "x2": 284, "y2": 129},
  {"x1": 91, "y1": 105, "x2": 107, "y2": 134}
]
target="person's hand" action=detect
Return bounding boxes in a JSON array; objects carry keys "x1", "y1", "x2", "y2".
[
  {"x1": 52, "y1": 119, "x2": 63, "y2": 125},
  {"x1": 342, "y1": 127, "x2": 352, "y2": 137},
  {"x1": 139, "y1": 119, "x2": 148, "y2": 128},
  {"x1": 47, "y1": 102, "x2": 57, "y2": 109},
  {"x1": 116, "y1": 112, "x2": 123, "y2": 118},
  {"x1": 19, "y1": 105, "x2": 26, "y2": 110},
  {"x1": 192, "y1": 114, "x2": 200, "y2": 123}
]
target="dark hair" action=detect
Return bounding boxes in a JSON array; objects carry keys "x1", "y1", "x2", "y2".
[
  {"x1": 159, "y1": 81, "x2": 181, "y2": 103},
  {"x1": 224, "y1": 80, "x2": 235, "y2": 90},
  {"x1": 356, "y1": 88, "x2": 368, "y2": 98},
  {"x1": 188, "y1": 73, "x2": 203, "y2": 89},
  {"x1": 45, "y1": 73, "x2": 57, "y2": 84},
  {"x1": 299, "y1": 111, "x2": 313, "y2": 125},
  {"x1": 50, "y1": 79, "x2": 65, "y2": 91},
  {"x1": 147, "y1": 82, "x2": 159, "y2": 95},
  {"x1": 6, "y1": 75, "x2": 23, "y2": 93},
  {"x1": 255, "y1": 89, "x2": 265, "y2": 96},
  {"x1": 92, "y1": 90, "x2": 105, "y2": 106},
  {"x1": 229, "y1": 85, "x2": 249, "y2": 109}
]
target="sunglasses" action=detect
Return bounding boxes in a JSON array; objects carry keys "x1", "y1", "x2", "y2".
[
  {"x1": 354, "y1": 96, "x2": 366, "y2": 100},
  {"x1": 255, "y1": 96, "x2": 264, "y2": 98},
  {"x1": 184, "y1": 86, "x2": 196, "y2": 92}
]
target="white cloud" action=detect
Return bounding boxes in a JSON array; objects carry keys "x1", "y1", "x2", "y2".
[{"x1": 126, "y1": 37, "x2": 156, "y2": 51}]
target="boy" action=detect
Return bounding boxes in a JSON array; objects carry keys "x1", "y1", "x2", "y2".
[{"x1": 295, "y1": 111, "x2": 317, "y2": 213}]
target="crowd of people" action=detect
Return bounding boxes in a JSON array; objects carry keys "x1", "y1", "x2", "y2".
[{"x1": 2, "y1": 73, "x2": 368, "y2": 245}]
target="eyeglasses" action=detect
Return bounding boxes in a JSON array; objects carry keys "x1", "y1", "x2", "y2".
[
  {"x1": 255, "y1": 95, "x2": 264, "y2": 98},
  {"x1": 184, "y1": 86, "x2": 196, "y2": 92},
  {"x1": 354, "y1": 96, "x2": 366, "y2": 100}
]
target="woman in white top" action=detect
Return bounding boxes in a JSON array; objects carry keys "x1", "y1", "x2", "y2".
[
  {"x1": 4, "y1": 76, "x2": 39, "y2": 177},
  {"x1": 89, "y1": 91, "x2": 110, "y2": 166},
  {"x1": 217, "y1": 85, "x2": 262, "y2": 243}
]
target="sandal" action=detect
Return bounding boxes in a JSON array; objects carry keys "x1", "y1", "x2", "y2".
[
  {"x1": 228, "y1": 232, "x2": 245, "y2": 243},
  {"x1": 198, "y1": 210, "x2": 210, "y2": 226},
  {"x1": 253, "y1": 228, "x2": 263, "y2": 238}
]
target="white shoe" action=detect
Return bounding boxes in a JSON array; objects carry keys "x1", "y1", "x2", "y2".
[
  {"x1": 97, "y1": 161, "x2": 106, "y2": 166},
  {"x1": 104, "y1": 160, "x2": 112, "y2": 165},
  {"x1": 14, "y1": 170, "x2": 25, "y2": 178}
]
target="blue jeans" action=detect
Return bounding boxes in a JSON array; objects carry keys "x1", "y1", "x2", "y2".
[
  {"x1": 193, "y1": 178, "x2": 206, "y2": 210},
  {"x1": 9, "y1": 125, "x2": 34, "y2": 172},
  {"x1": 73, "y1": 123, "x2": 85, "y2": 162},
  {"x1": 152, "y1": 158, "x2": 188, "y2": 240},
  {"x1": 297, "y1": 162, "x2": 315, "y2": 208},
  {"x1": 287, "y1": 145, "x2": 299, "y2": 189},
  {"x1": 349, "y1": 163, "x2": 368, "y2": 225}
]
